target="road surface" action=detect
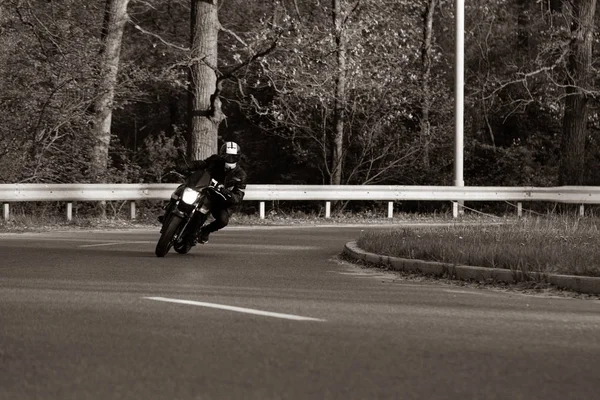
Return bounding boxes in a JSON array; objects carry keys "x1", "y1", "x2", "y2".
[{"x1": 1, "y1": 225, "x2": 599, "y2": 399}]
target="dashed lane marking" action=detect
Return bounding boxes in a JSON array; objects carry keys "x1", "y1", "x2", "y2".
[
  {"x1": 443, "y1": 289, "x2": 495, "y2": 296},
  {"x1": 80, "y1": 241, "x2": 152, "y2": 248},
  {"x1": 78, "y1": 242, "x2": 317, "y2": 250},
  {"x1": 144, "y1": 296, "x2": 325, "y2": 322}
]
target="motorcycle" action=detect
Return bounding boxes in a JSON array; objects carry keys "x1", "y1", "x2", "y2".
[{"x1": 155, "y1": 169, "x2": 226, "y2": 257}]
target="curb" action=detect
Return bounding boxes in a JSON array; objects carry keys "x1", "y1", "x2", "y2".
[{"x1": 343, "y1": 241, "x2": 600, "y2": 295}]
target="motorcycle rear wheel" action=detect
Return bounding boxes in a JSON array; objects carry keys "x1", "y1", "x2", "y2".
[{"x1": 155, "y1": 215, "x2": 183, "y2": 257}]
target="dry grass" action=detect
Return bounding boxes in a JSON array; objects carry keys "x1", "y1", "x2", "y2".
[
  {"x1": 0, "y1": 209, "x2": 465, "y2": 232},
  {"x1": 357, "y1": 216, "x2": 600, "y2": 277}
]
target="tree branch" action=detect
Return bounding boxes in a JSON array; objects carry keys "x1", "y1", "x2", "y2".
[
  {"x1": 219, "y1": 24, "x2": 248, "y2": 47},
  {"x1": 217, "y1": 36, "x2": 280, "y2": 83},
  {"x1": 129, "y1": 19, "x2": 189, "y2": 51},
  {"x1": 343, "y1": 0, "x2": 361, "y2": 26},
  {"x1": 482, "y1": 38, "x2": 573, "y2": 101}
]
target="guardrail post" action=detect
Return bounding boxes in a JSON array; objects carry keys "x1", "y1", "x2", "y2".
[
  {"x1": 388, "y1": 202, "x2": 394, "y2": 218},
  {"x1": 3, "y1": 203, "x2": 8, "y2": 220},
  {"x1": 130, "y1": 201, "x2": 136, "y2": 220},
  {"x1": 325, "y1": 202, "x2": 331, "y2": 218},
  {"x1": 66, "y1": 203, "x2": 73, "y2": 221},
  {"x1": 517, "y1": 202, "x2": 522, "y2": 218},
  {"x1": 580, "y1": 204, "x2": 585, "y2": 217},
  {"x1": 259, "y1": 201, "x2": 265, "y2": 219},
  {"x1": 452, "y1": 202, "x2": 458, "y2": 218}
]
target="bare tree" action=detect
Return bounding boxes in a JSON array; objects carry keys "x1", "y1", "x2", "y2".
[
  {"x1": 516, "y1": 0, "x2": 530, "y2": 49},
  {"x1": 92, "y1": 0, "x2": 130, "y2": 183},
  {"x1": 331, "y1": 0, "x2": 348, "y2": 185},
  {"x1": 188, "y1": 0, "x2": 222, "y2": 161},
  {"x1": 420, "y1": 0, "x2": 437, "y2": 169},
  {"x1": 559, "y1": 0, "x2": 597, "y2": 185}
]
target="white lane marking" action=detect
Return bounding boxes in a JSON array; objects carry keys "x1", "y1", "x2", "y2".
[
  {"x1": 444, "y1": 289, "x2": 492, "y2": 296},
  {"x1": 79, "y1": 241, "x2": 152, "y2": 248},
  {"x1": 144, "y1": 297, "x2": 325, "y2": 322},
  {"x1": 77, "y1": 242, "x2": 317, "y2": 250},
  {"x1": 210, "y1": 244, "x2": 318, "y2": 251},
  {"x1": 335, "y1": 272, "x2": 379, "y2": 276}
]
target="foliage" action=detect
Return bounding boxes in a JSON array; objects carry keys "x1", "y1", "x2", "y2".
[
  {"x1": 0, "y1": 0, "x2": 104, "y2": 183},
  {"x1": 135, "y1": 130, "x2": 186, "y2": 183},
  {"x1": 0, "y1": 0, "x2": 599, "y2": 190}
]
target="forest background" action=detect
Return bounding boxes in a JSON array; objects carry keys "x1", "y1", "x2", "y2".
[{"x1": 1, "y1": 0, "x2": 599, "y2": 216}]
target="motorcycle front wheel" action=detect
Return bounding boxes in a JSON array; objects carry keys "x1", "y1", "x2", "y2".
[
  {"x1": 174, "y1": 240, "x2": 192, "y2": 254},
  {"x1": 155, "y1": 215, "x2": 183, "y2": 257},
  {"x1": 174, "y1": 212, "x2": 208, "y2": 255}
]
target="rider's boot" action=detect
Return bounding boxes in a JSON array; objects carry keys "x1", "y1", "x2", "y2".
[{"x1": 197, "y1": 227, "x2": 210, "y2": 244}]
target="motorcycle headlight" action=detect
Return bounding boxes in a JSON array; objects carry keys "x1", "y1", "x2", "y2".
[{"x1": 181, "y1": 187, "x2": 200, "y2": 205}]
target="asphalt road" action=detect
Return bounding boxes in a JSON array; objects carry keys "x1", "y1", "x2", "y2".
[{"x1": 1, "y1": 225, "x2": 599, "y2": 400}]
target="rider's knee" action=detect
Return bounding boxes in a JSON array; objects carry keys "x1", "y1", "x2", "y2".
[{"x1": 216, "y1": 210, "x2": 230, "y2": 229}]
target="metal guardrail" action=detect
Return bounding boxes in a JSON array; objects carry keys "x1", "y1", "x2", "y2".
[{"x1": 1, "y1": 184, "x2": 599, "y2": 220}]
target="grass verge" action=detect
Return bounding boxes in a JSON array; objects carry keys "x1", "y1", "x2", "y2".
[
  {"x1": 0, "y1": 210, "x2": 481, "y2": 233},
  {"x1": 357, "y1": 215, "x2": 600, "y2": 277}
]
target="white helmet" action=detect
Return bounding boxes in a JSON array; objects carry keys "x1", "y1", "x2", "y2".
[{"x1": 220, "y1": 141, "x2": 241, "y2": 170}]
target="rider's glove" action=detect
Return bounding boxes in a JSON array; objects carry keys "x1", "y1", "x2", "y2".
[
  {"x1": 219, "y1": 187, "x2": 233, "y2": 200},
  {"x1": 219, "y1": 187, "x2": 233, "y2": 202}
]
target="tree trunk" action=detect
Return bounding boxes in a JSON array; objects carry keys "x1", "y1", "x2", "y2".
[
  {"x1": 420, "y1": 0, "x2": 437, "y2": 170},
  {"x1": 516, "y1": 0, "x2": 530, "y2": 49},
  {"x1": 559, "y1": 0, "x2": 597, "y2": 185},
  {"x1": 188, "y1": 0, "x2": 222, "y2": 161},
  {"x1": 550, "y1": 0, "x2": 563, "y2": 13},
  {"x1": 92, "y1": 0, "x2": 130, "y2": 182},
  {"x1": 92, "y1": 0, "x2": 130, "y2": 218},
  {"x1": 331, "y1": 0, "x2": 347, "y2": 185}
]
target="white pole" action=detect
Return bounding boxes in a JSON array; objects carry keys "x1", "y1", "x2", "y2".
[
  {"x1": 259, "y1": 201, "x2": 265, "y2": 219},
  {"x1": 66, "y1": 203, "x2": 73, "y2": 221},
  {"x1": 454, "y1": 0, "x2": 465, "y2": 217},
  {"x1": 387, "y1": 201, "x2": 394, "y2": 218}
]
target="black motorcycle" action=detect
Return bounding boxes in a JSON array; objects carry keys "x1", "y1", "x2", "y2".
[{"x1": 155, "y1": 170, "x2": 226, "y2": 257}]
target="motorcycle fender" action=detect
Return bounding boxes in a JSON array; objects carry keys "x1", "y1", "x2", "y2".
[
  {"x1": 199, "y1": 205, "x2": 210, "y2": 214},
  {"x1": 172, "y1": 209, "x2": 186, "y2": 219},
  {"x1": 160, "y1": 209, "x2": 186, "y2": 233}
]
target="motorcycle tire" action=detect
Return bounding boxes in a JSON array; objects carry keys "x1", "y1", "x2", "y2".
[
  {"x1": 174, "y1": 213, "x2": 207, "y2": 254},
  {"x1": 155, "y1": 215, "x2": 183, "y2": 257},
  {"x1": 174, "y1": 240, "x2": 192, "y2": 254}
]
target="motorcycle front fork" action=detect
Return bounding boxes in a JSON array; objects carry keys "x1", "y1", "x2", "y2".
[
  {"x1": 177, "y1": 210, "x2": 208, "y2": 243},
  {"x1": 159, "y1": 201, "x2": 176, "y2": 233}
]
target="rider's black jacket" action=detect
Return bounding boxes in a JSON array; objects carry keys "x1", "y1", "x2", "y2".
[{"x1": 184, "y1": 154, "x2": 247, "y2": 207}]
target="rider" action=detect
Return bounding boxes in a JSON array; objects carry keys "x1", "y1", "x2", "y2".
[{"x1": 162, "y1": 141, "x2": 247, "y2": 244}]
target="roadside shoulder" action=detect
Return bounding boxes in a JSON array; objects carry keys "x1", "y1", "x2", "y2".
[{"x1": 343, "y1": 241, "x2": 600, "y2": 296}]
